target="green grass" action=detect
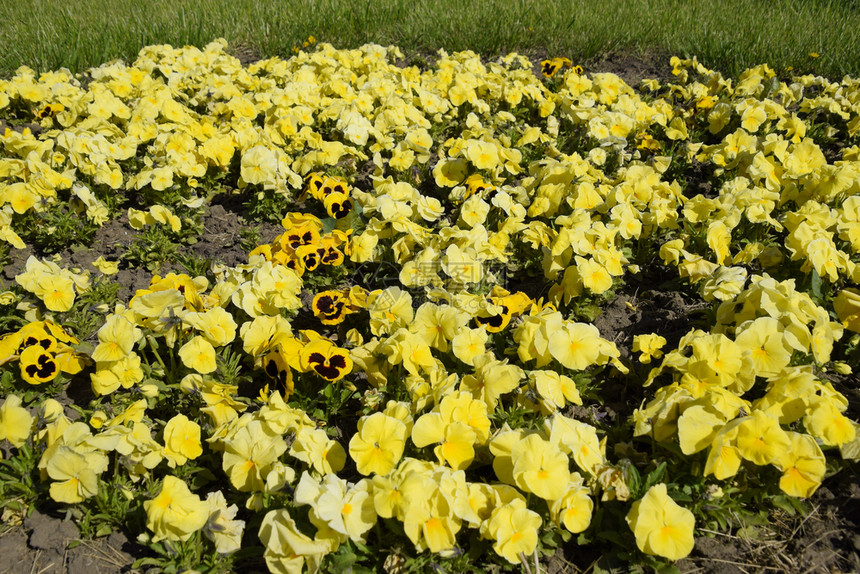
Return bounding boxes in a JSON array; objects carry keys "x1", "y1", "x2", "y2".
[{"x1": 1, "y1": 0, "x2": 859, "y2": 78}]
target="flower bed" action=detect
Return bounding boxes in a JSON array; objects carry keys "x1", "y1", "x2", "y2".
[{"x1": 0, "y1": 39, "x2": 858, "y2": 572}]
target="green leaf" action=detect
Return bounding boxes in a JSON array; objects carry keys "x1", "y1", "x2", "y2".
[
  {"x1": 596, "y1": 529, "x2": 626, "y2": 546},
  {"x1": 737, "y1": 525, "x2": 760, "y2": 540},
  {"x1": 577, "y1": 531, "x2": 593, "y2": 545},
  {"x1": 191, "y1": 467, "x2": 218, "y2": 490},
  {"x1": 74, "y1": 341, "x2": 95, "y2": 355},
  {"x1": 810, "y1": 269, "x2": 822, "y2": 300},
  {"x1": 772, "y1": 494, "x2": 807, "y2": 516},
  {"x1": 4, "y1": 499, "x2": 25, "y2": 511},
  {"x1": 329, "y1": 551, "x2": 357, "y2": 573},
  {"x1": 150, "y1": 542, "x2": 166, "y2": 554},
  {"x1": 623, "y1": 461, "x2": 642, "y2": 498},
  {"x1": 133, "y1": 557, "x2": 166, "y2": 568},
  {"x1": 580, "y1": 303, "x2": 601, "y2": 321},
  {"x1": 321, "y1": 217, "x2": 337, "y2": 234},
  {"x1": 644, "y1": 461, "x2": 667, "y2": 491},
  {"x1": 541, "y1": 530, "x2": 560, "y2": 548}
]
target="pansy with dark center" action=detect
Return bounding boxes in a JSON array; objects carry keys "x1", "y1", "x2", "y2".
[
  {"x1": 475, "y1": 303, "x2": 512, "y2": 333},
  {"x1": 282, "y1": 256, "x2": 305, "y2": 274},
  {"x1": 249, "y1": 243, "x2": 274, "y2": 261},
  {"x1": 15, "y1": 322, "x2": 59, "y2": 354},
  {"x1": 262, "y1": 346, "x2": 295, "y2": 397},
  {"x1": 312, "y1": 291, "x2": 348, "y2": 325},
  {"x1": 299, "y1": 339, "x2": 353, "y2": 381},
  {"x1": 465, "y1": 175, "x2": 497, "y2": 201},
  {"x1": 307, "y1": 351, "x2": 349, "y2": 380},
  {"x1": 324, "y1": 192, "x2": 353, "y2": 219},
  {"x1": 282, "y1": 227, "x2": 319, "y2": 251},
  {"x1": 37, "y1": 103, "x2": 62, "y2": 119},
  {"x1": 19, "y1": 345, "x2": 59, "y2": 384},
  {"x1": 540, "y1": 57, "x2": 572, "y2": 78},
  {"x1": 0, "y1": 321, "x2": 78, "y2": 369},
  {"x1": 320, "y1": 244, "x2": 344, "y2": 266},
  {"x1": 305, "y1": 172, "x2": 326, "y2": 198},
  {"x1": 314, "y1": 177, "x2": 350, "y2": 201},
  {"x1": 475, "y1": 291, "x2": 532, "y2": 333},
  {"x1": 18, "y1": 334, "x2": 55, "y2": 354},
  {"x1": 541, "y1": 60, "x2": 560, "y2": 77},
  {"x1": 318, "y1": 232, "x2": 350, "y2": 266},
  {"x1": 296, "y1": 244, "x2": 325, "y2": 271},
  {"x1": 328, "y1": 180, "x2": 348, "y2": 196}
]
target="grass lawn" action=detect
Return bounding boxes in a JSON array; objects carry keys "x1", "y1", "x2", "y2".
[{"x1": 1, "y1": 0, "x2": 859, "y2": 77}]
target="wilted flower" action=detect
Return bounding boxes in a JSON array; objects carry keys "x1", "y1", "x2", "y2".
[{"x1": 203, "y1": 491, "x2": 245, "y2": 554}]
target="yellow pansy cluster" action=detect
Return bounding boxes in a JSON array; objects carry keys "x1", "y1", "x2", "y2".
[
  {"x1": 14, "y1": 256, "x2": 89, "y2": 312},
  {"x1": 656, "y1": 58, "x2": 860, "y2": 294},
  {"x1": 1, "y1": 39, "x2": 859, "y2": 570},
  {"x1": 636, "y1": 274, "x2": 853, "y2": 498},
  {"x1": 250, "y1": 212, "x2": 351, "y2": 274}
]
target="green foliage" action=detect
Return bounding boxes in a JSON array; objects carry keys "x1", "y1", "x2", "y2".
[
  {"x1": 133, "y1": 531, "x2": 237, "y2": 574},
  {"x1": 71, "y1": 474, "x2": 137, "y2": 539},
  {"x1": 291, "y1": 372, "x2": 359, "y2": 424},
  {"x1": 238, "y1": 225, "x2": 262, "y2": 252},
  {"x1": 175, "y1": 251, "x2": 212, "y2": 279},
  {"x1": 62, "y1": 275, "x2": 121, "y2": 340},
  {"x1": 244, "y1": 190, "x2": 294, "y2": 223},
  {"x1": 216, "y1": 346, "x2": 254, "y2": 389},
  {"x1": 123, "y1": 226, "x2": 181, "y2": 272},
  {"x1": 0, "y1": 441, "x2": 42, "y2": 513},
  {"x1": 16, "y1": 205, "x2": 100, "y2": 254}
]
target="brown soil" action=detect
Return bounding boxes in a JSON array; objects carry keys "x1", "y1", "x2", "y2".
[
  {"x1": 1, "y1": 202, "x2": 283, "y2": 304},
  {"x1": 0, "y1": 510, "x2": 138, "y2": 574},
  {"x1": 583, "y1": 50, "x2": 674, "y2": 86}
]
